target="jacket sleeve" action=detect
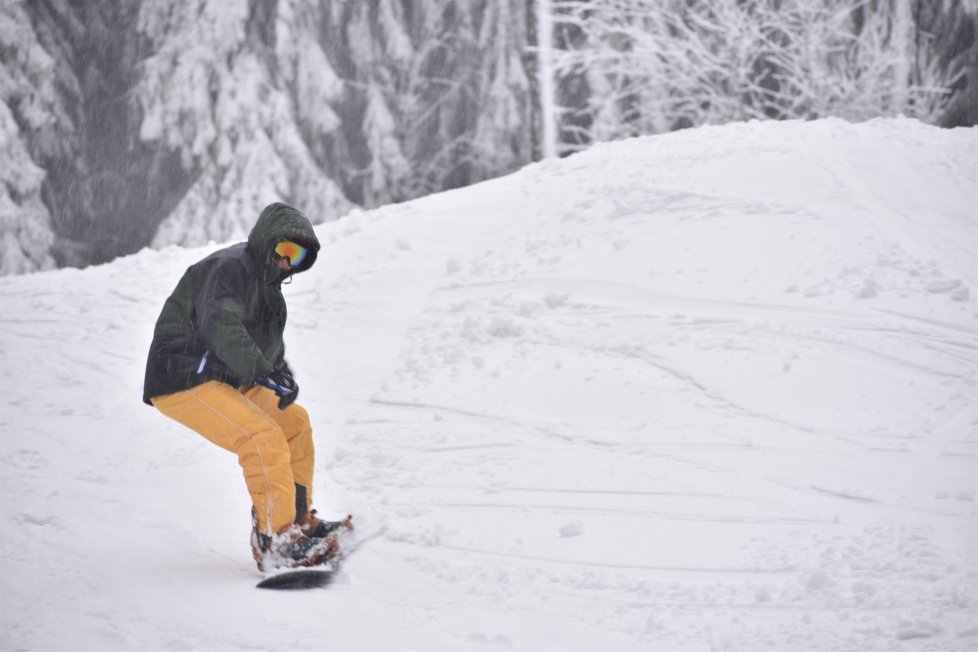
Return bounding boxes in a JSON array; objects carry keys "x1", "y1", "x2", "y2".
[{"x1": 194, "y1": 258, "x2": 275, "y2": 383}]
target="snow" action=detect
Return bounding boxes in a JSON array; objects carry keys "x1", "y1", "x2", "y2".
[{"x1": 1, "y1": 117, "x2": 977, "y2": 650}]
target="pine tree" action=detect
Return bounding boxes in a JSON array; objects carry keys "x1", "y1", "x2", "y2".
[
  {"x1": 137, "y1": 0, "x2": 351, "y2": 248},
  {"x1": 0, "y1": 1, "x2": 59, "y2": 274}
]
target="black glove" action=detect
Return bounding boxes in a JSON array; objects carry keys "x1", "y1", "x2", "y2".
[{"x1": 259, "y1": 368, "x2": 299, "y2": 410}]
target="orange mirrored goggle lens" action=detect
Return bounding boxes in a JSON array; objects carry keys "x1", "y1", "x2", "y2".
[{"x1": 274, "y1": 240, "x2": 309, "y2": 268}]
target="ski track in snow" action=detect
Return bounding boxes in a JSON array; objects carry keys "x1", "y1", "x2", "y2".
[{"x1": 1, "y1": 118, "x2": 977, "y2": 650}]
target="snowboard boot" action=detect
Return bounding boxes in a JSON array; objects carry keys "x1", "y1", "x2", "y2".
[
  {"x1": 250, "y1": 510, "x2": 335, "y2": 572},
  {"x1": 297, "y1": 509, "x2": 353, "y2": 539}
]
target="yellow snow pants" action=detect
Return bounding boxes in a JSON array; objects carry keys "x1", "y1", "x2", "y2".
[{"x1": 151, "y1": 380, "x2": 315, "y2": 535}]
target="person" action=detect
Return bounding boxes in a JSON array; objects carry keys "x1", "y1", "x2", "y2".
[{"x1": 143, "y1": 202, "x2": 350, "y2": 571}]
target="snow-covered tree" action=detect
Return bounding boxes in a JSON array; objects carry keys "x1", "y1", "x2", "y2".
[
  {"x1": 547, "y1": 0, "x2": 971, "y2": 151},
  {"x1": 471, "y1": 2, "x2": 536, "y2": 168},
  {"x1": 311, "y1": 1, "x2": 535, "y2": 205},
  {"x1": 136, "y1": 0, "x2": 352, "y2": 248},
  {"x1": 0, "y1": 102, "x2": 56, "y2": 276},
  {"x1": 922, "y1": 0, "x2": 978, "y2": 127},
  {"x1": 0, "y1": 1, "x2": 59, "y2": 275}
]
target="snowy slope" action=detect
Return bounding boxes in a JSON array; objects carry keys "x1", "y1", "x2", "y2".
[{"x1": 1, "y1": 118, "x2": 976, "y2": 651}]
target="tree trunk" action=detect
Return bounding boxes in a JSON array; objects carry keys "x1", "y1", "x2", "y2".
[{"x1": 535, "y1": 0, "x2": 557, "y2": 158}]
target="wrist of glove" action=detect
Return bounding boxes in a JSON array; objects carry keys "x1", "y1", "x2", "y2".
[{"x1": 259, "y1": 369, "x2": 299, "y2": 410}]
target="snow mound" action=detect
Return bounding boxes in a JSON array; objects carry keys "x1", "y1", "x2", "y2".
[{"x1": 1, "y1": 118, "x2": 976, "y2": 650}]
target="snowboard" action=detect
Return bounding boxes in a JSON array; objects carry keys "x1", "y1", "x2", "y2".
[
  {"x1": 256, "y1": 566, "x2": 338, "y2": 590},
  {"x1": 255, "y1": 516, "x2": 356, "y2": 590}
]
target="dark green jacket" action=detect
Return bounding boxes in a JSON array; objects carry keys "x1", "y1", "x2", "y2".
[{"x1": 143, "y1": 203, "x2": 320, "y2": 404}]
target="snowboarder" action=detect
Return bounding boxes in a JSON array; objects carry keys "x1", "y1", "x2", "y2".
[{"x1": 143, "y1": 202, "x2": 349, "y2": 571}]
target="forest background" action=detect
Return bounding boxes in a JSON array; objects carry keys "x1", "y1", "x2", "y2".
[{"x1": 2, "y1": 0, "x2": 976, "y2": 276}]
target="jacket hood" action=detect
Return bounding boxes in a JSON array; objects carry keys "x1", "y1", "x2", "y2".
[{"x1": 247, "y1": 202, "x2": 321, "y2": 276}]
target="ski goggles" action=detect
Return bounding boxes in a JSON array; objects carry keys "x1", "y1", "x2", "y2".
[{"x1": 273, "y1": 240, "x2": 309, "y2": 269}]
